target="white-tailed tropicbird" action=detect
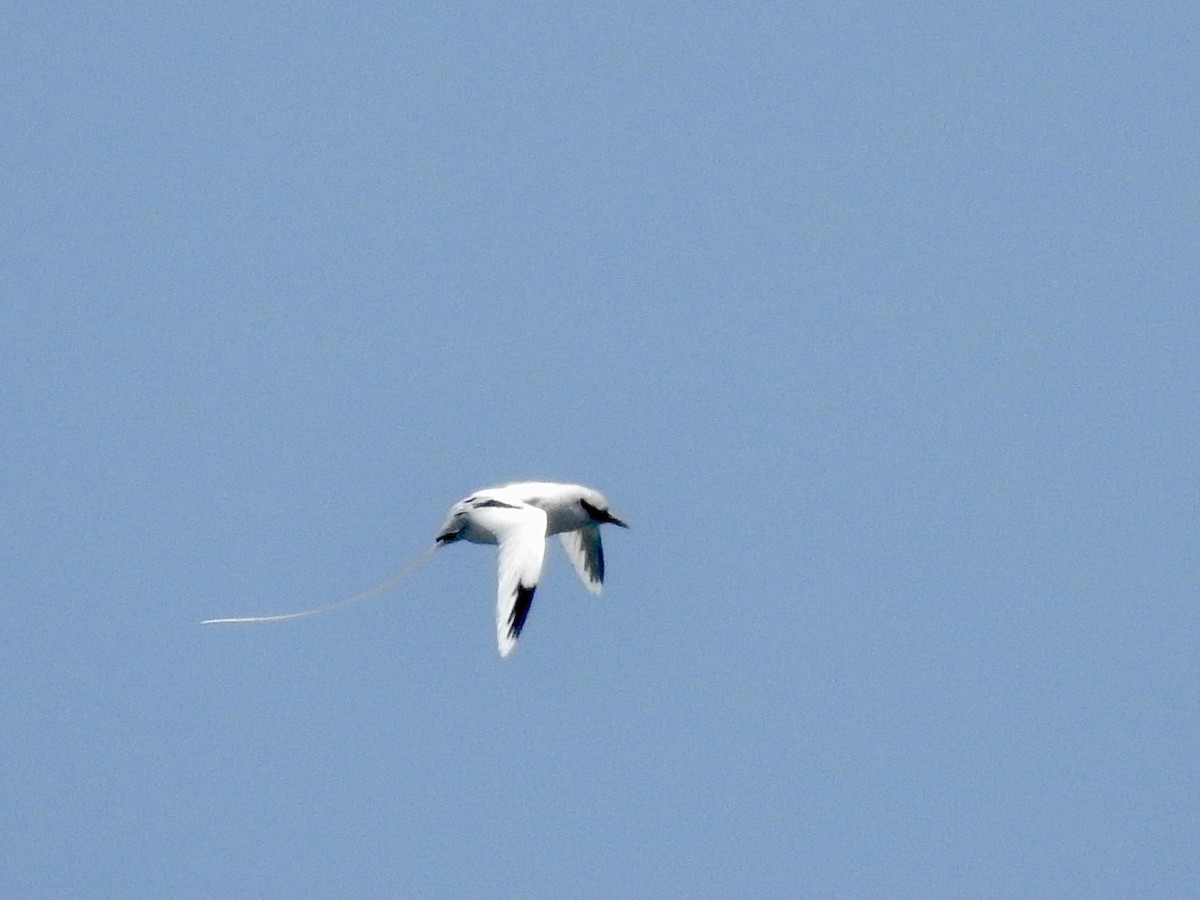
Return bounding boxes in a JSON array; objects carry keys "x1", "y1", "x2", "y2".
[
  {"x1": 436, "y1": 482, "x2": 628, "y2": 657},
  {"x1": 201, "y1": 481, "x2": 628, "y2": 658}
]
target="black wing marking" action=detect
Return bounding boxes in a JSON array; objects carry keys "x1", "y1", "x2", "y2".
[
  {"x1": 472, "y1": 498, "x2": 523, "y2": 510},
  {"x1": 559, "y1": 525, "x2": 605, "y2": 594},
  {"x1": 507, "y1": 583, "x2": 536, "y2": 641}
]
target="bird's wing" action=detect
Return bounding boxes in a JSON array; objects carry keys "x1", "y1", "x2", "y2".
[
  {"x1": 491, "y1": 503, "x2": 549, "y2": 657},
  {"x1": 558, "y1": 525, "x2": 604, "y2": 595}
]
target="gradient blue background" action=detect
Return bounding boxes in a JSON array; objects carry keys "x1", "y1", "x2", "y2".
[{"x1": 3, "y1": 4, "x2": 1197, "y2": 897}]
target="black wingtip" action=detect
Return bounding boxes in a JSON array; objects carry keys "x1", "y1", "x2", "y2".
[{"x1": 508, "y1": 583, "x2": 536, "y2": 640}]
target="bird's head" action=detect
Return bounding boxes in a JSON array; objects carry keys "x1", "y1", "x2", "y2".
[{"x1": 579, "y1": 490, "x2": 629, "y2": 528}]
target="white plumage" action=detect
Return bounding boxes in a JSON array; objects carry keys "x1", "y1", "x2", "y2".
[{"x1": 436, "y1": 481, "x2": 628, "y2": 656}]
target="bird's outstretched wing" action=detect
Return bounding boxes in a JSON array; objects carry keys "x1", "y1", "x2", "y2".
[
  {"x1": 558, "y1": 525, "x2": 604, "y2": 595},
  {"x1": 489, "y1": 503, "x2": 549, "y2": 657}
]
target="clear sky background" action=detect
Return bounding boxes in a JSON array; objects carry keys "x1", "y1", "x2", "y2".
[{"x1": 3, "y1": 3, "x2": 1197, "y2": 897}]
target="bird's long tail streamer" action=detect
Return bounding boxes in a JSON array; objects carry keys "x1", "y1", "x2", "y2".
[{"x1": 200, "y1": 543, "x2": 440, "y2": 625}]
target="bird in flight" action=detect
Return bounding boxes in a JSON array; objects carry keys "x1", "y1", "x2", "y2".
[
  {"x1": 202, "y1": 481, "x2": 628, "y2": 658},
  {"x1": 436, "y1": 481, "x2": 629, "y2": 657}
]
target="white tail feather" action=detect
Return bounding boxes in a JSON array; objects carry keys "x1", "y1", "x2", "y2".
[{"x1": 200, "y1": 544, "x2": 439, "y2": 625}]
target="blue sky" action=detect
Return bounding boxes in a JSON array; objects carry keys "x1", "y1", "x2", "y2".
[{"x1": 3, "y1": 3, "x2": 1197, "y2": 897}]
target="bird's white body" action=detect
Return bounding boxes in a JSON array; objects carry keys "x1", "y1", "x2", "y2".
[{"x1": 436, "y1": 481, "x2": 628, "y2": 657}]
